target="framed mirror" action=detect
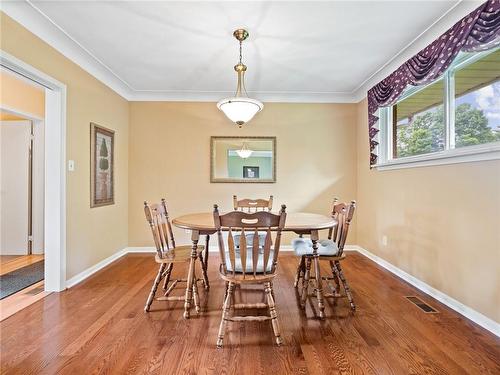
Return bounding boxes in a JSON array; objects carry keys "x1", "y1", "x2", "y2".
[{"x1": 211, "y1": 136, "x2": 276, "y2": 183}]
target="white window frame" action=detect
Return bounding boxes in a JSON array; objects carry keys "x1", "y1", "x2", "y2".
[{"x1": 375, "y1": 48, "x2": 500, "y2": 171}]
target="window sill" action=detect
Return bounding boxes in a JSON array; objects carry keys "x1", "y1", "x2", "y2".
[{"x1": 375, "y1": 143, "x2": 500, "y2": 171}]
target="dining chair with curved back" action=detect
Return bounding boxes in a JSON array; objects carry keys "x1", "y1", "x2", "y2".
[
  {"x1": 213, "y1": 204, "x2": 286, "y2": 348},
  {"x1": 293, "y1": 198, "x2": 357, "y2": 312},
  {"x1": 143, "y1": 199, "x2": 208, "y2": 314},
  {"x1": 233, "y1": 195, "x2": 273, "y2": 212},
  {"x1": 233, "y1": 195, "x2": 273, "y2": 251}
]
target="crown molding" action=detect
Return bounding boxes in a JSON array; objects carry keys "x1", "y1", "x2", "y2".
[
  {"x1": 351, "y1": 0, "x2": 482, "y2": 102},
  {"x1": 1, "y1": 1, "x2": 359, "y2": 103},
  {"x1": 1, "y1": 1, "x2": 134, "y2": 100},
  {"x1": 3, "y1": 0, "x2": 481, "y2": 104},
  {"x1": 127, "y1": 90, "x2": 358, "y2": 103}
]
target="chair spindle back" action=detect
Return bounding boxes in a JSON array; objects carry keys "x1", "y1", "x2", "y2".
[
  {"x1": 233, "y1": 195, "x2": 273, "y2": 212},
  {"x1": 144, "y1": 199, "x2": 176, "y2": 259},
  {"x1": 214, "y1": 204, "x2": 286, "y2": 278},
  {"x1": 328, "y1": 199, "x2": 356, "y2": 256}
]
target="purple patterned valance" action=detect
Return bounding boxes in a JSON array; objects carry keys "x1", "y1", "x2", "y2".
[{"x1": 367, "y1": 0, "x2": 500, "y2": 166}]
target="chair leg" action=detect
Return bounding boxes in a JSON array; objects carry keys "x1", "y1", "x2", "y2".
[
  {"x1": 265, "y1": 282, "x2": 283, "y2": 346},
  {"x1": 270, "y1": 281, "x2": 276, "y2": 301},
  {"x1": 223, "y1": 281, "x2": 230, "y2": 302},
  {"x1": 144, "y1": 263, "x2": 166, "y2": 312},
  {"x1": 217, "y1": 282, "x2": 234, "y2": 348},
  {"x1": 294, "y1": 256, "x2": 305, "y2": 288},
  {"x1": 300, "y1": 257, "x2": 312, "y2": 308},
  {"x1": 162, "y1": 263, "x2": 173, "y2": 290},
  {"x1": 329, "y1": 261, "x2": 341, "y2": 296},
  {"x1": 200, "y1": 235, "x2": 210, "y2": 290},
  {"x1": 192, "y1": 262, "x2": 201, "y2": 313},
  {"x1": 335, "y1": 261, "x2": 356, "y2": 311}
]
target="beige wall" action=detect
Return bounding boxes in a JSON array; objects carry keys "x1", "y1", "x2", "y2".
[
  {"x1": 129, "y1": 102, "x2": 358, "y2": 246},
  {"x1": 1, "y1": 13, "x2": 129, "y2": 278},
  {"x1": 0, "y1": 112, "x2": 26, "y2": 121},
  {"x1": 356, "y1": 98, "x2": 500, "y2": 322},
  {"x1": 0, "y1": 70, "x2": 45, "y2": 118}
]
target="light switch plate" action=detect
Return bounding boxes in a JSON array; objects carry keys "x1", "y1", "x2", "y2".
[{"x1": 68, "y1": 160, "x2": 75, "y2": 171}]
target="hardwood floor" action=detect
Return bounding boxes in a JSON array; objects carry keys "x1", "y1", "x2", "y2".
[
  {"x1": 0, "y1": 254, "x2": 46, "y2": 320},
  {"x1": 1, "y1": 252, "x2": 498, "y2": 374},
  {"x1": 0, "y1": 254, "x2": 44, "y2": 275},
  {"x1": 0, "y1": 281, "x2": 48, "y2": 321}
]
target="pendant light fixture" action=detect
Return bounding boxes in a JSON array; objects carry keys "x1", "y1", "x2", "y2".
[
  {"x1": 217, "y1": 29, "x2": 263, "y2": 127},
  {"x1": 235, "y1": 142, "x2": 253, "y2": 159}
]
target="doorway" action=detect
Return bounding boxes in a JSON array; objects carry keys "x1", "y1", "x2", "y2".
[
  {"x1": 0, "y1": 50, "x2": 67, "y2": 301},
  {"x1": 0, "y1": 109, "x2": 45, "y2": 300},
  {"x1": 0, "y1": 65, "x2": 46, "y2": 307}
]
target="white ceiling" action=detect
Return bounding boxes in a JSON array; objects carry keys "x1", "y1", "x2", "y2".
[{"x1": 5, "y1": 1, "x2": 479, "y2": 102}]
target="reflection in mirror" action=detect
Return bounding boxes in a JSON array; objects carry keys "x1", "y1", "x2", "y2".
[{"x1": 211, "y1": 136, "x2": 276, "y2": 183}]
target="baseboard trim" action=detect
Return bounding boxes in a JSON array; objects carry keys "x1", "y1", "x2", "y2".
[
  {"x1": 126, "y1": 247, "x2": 157, "y2": 253},
  {"x1": 66, "y1": 244, "x2": 499, "y2": 337},
  {"x1": 353, "y1": 245, "x2": 499, "y2": 338},
  {"x1": 65, "y1": 245, "x2": 357, "y2": 288},
  {"x1": 121, "y1": 245, "x2": 358, "y2": 253},
  {"x1": 65, "y1": 248, "x2": 128, "y2": 288}
]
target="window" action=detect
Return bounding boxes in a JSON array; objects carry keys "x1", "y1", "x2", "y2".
[
  {"x1": 378, "y1": 47, "x2": 500, "y2": 168},
  {"x1": 393, "y1": 79, "x2": 445, "y2": 158},
  {"x1": 454, "y1": 51, "x2": 500, "y2": 148}
]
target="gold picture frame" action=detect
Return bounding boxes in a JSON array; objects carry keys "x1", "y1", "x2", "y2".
[
  {"x1": 210, "y1": 136, "x2": 276, "y2": 183},
  {"x1": 90, "y1": 123, "x2": 115, "y2": 207}
]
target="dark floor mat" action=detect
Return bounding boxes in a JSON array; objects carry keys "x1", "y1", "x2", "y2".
[{"x1": 0, "y1": 261, "x2": 44, "y2": 299}]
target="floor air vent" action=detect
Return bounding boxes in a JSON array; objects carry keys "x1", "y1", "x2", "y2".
[{"x1": 405, "y1": 296, "x2": 439, "y2": 313}]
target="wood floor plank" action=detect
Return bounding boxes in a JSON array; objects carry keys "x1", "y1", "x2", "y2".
[
  {"x1": 0, "y1": 254, "x2": 44, "y2": 275},
  {"x1": 1, "y1": 252, "x2": 499, "y2": 375}
]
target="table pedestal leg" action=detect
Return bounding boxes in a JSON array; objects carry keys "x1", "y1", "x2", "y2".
[
  {"x1": 311, "y1": 230, "x2": 325, "y2": 319},
  {"x1": 184, "y1": 230, "x2": 199, "y2": 319}
]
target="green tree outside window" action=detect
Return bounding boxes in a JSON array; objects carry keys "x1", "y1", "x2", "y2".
[{"x1": 397, "y1": 103, "x2": 499, "y2": 157}]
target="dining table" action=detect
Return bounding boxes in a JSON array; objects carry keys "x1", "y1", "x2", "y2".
[{"x1": 172, "y1": 211, "x2": 338, "y2": 319}]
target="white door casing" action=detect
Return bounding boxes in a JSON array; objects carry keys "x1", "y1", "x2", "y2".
[{"x1": 1, "y1": 50, "x2": 67, "y2": 292}]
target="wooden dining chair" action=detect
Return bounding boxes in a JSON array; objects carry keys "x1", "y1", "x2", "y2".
[
  {"x1": 293, "y1": 199, "x2": 357, "y2": 313},
  {"x1": 233, "y1": 195, "x2": 273, "y2": 251},
  {"x1": 213, "y1": 204, "x2": 287, "y2": 348},
  {"x1": 143, "y1": 199, "x2": 209, "y2": 313},
  {"x1": 233, "y1": 195, "x2": 273, "y2": 212}
]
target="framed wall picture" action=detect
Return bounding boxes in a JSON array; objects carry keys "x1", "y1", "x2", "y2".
[{"x1": 90, "y1": 123, "x2": 114, "y2": 207}]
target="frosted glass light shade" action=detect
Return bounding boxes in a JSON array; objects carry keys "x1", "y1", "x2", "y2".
[
  {"x1": 235, "y1": 149, "x2": 253, "y2": 158},
  {"x1": 217, "y1": 97, "x2": 263, "y2": 126}
]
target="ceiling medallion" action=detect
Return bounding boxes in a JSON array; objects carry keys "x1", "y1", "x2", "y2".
[{"x1": 217, "y1": 29, "x2": 263, "y2": 127}]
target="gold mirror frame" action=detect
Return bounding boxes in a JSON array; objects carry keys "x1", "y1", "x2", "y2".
[{"x1": 210, "y1": 136, "x2": 276, "y2": 183}]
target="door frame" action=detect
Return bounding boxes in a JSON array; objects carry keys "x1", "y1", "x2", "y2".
[{"x1": 1, "y1": 50, "x2": 67, "y2": 292}]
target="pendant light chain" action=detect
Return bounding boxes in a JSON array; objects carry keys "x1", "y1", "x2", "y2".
[
  {"x1": 239, "y1": 40, "x2": 243, "y2": 64},
  {"x1": 239, "y1": 40, "x2": 249, "y2": 96}
]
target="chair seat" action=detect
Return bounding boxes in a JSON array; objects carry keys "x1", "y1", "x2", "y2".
[
  {"x1": 155, "y1": 245, "x2": 204, "y2": 263},
  {"x1": 292, "y1": 238, "x2": 339, "y2": 256},
  {"x1": 224, "y1": 249, "x2": 274, "y2": 273}
]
